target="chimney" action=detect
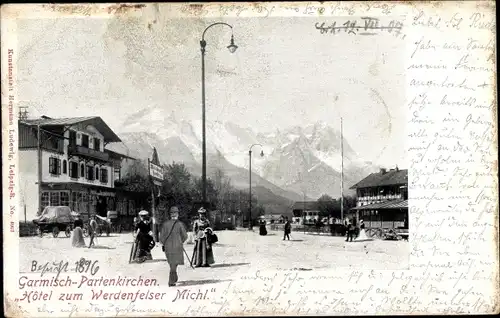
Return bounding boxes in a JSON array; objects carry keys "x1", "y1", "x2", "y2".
[
  {"x1": 380, "y1": 168, "x2": 387, "y2": 174},
  {"x1": 19, "y1": 106, "x2": 29, "y2": 120}
]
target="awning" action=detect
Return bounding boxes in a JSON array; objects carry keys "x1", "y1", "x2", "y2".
[{"x1": 351, "y1": 199, "x2": 408, "y2": 211}]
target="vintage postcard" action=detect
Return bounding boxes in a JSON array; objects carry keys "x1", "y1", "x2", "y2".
[{"x1": 2, "y1": 1, "x2": 498, "y2": 317}]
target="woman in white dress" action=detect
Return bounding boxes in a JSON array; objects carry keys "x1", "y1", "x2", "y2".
[
  {"x1": 355, "y1": 220, "x2": 372, "y2": 241},
  {"x1": 71, "y1": 213, "x2": 86, "y2": 247}
]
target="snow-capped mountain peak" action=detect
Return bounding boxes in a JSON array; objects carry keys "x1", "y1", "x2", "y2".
[{"x1": 117, "y1": 108, "x2": 375, "y2": 198}]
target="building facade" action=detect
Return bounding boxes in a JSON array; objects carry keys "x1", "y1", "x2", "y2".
[
  {"x1": 349, "y1": 167, "x2": 408, "y2": 229},
  {"x1": 19, "y1": 116, "x2": 133, "y2": 221},
  {"x1": 291, "y1": 201, "x2": 321, "y2": 225}
]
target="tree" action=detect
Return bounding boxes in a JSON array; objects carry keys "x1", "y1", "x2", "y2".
[
  {"x1": 118, "y1": 160, "x2": 151, "y2": 193},
  {"x1": 213, "y1": 168, "x2": 233, "y2": 215},
  {"x1": 317, "y1": 194, "x2": 335, "y2": 218},
  {"x1": 160, "y1": 162, "x2": 193, "y2": 223}
]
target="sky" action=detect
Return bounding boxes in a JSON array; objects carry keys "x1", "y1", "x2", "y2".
[{"x1": 16, "y1": 13, "x2": 406, "y2": 167}]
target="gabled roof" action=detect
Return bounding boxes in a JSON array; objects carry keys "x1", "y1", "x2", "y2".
[
  {"x1": 350, "y1": 169, "x2": 408, "y2": 189},
  {"x1": 22, "y1": 116, "x2": 121, "y2": 143},
  {"x1": 105, "y1": 149, "x2": 136, "y2": 161},
  {"x1": 291, "y1": 201, "x2": 320, "y2": 211}
]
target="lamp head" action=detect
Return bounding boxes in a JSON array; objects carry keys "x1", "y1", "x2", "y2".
[{"x1": 227, "y1": 35, "x2": 238, "y2": 53}]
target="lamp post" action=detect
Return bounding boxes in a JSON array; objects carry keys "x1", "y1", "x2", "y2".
[
  {"x1": 200, "y1": 22, "x2": 238, "y2": 209},
  {"x1": 248, "y1": 143, "x2": 264, "y2": 230}
]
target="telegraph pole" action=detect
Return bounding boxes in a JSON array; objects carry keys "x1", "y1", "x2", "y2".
[
  {"x1": 340, "y1": 117, "x2": 344, "y2": 221},
  {"x1": 37, "y1": 124, "x2": 42, "y2": 216}
]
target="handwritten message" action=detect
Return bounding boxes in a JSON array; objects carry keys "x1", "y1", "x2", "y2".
[{"x1": 2, "y1": 2, "x2": 497, "y2": 317}]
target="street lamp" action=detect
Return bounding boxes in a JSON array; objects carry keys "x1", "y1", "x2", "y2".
[
  {"x1": 200, "y1": 22, "x2": 238, "y2": 209},
  {"x1": 248, "y1": 143, "x2": 264, "y2": 230}
]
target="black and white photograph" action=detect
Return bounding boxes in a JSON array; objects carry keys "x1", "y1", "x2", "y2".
[{"x1": 2, "y1": 2, "x2": 497, "y2": 317}]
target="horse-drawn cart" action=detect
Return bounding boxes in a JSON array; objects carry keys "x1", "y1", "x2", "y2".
[{"x1": 33, "y1": 206, "x2": 74, "y2": 238}]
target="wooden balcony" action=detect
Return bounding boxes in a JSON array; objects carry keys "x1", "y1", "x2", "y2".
[{"x1": 68, "y1": 145, "x2": 109, "y2": 161}]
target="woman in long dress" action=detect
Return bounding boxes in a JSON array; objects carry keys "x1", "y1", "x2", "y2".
[
  {"x1": 71, "y1": 214, "x2": 86, "y2": 247},
  {"x1": 355, "y1": 220, "x2": 372, "y2": 241},
  {"x1": 259, "y1": 218, "x2": 267, "y2": 236},
  {"x1": 133, "y1": 210, "x2": 155, "y2": 263},
  {"x1": 192, "y1": 208, "x2": 214, "y2": 267}
]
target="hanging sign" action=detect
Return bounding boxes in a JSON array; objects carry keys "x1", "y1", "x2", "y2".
[
  {"x1": 149, "y1": 162, "x2": 164, "y2": 181},
  {"x1": 148, "y1": 147, "x2": 164, "y2": 186}
]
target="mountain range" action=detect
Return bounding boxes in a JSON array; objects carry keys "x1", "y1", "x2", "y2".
[{"x1": 107, "y1": 107, "x2": 380, "y2": 215}]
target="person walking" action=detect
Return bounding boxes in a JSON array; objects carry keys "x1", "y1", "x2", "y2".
[
  {"x1": 71, "y1": 213, "x2": 86, "y2": 247},
  {"x1": 133, "y1": 210, "x2": 155, "y2": 263},
  {"x1": 259, "y1": 217, "x2": 268, "y2": 236},
  {"x1": 88, "y1": 214, "x2": 98, "y2": 248},
  {"x1": 160, "y1": 206, "x2": 188, "y2": 287},
  {"x1": 283, "y1": 217, "x2": 291, "y2": 240},
  {"x1": 192, "y1": 208, "x2": 215, "y2": 267},
  {"x1": 345, "y1": 219, "x2": 355, "y2": 242}
]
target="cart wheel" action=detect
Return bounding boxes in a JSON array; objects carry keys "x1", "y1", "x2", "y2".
[
  {"x1": 375, "y1": 229, "x2": 384, "y2": 239},
  {"x1": 52, "y1": 226, "x2": 60, "y2": 238},
  {"x1": 65, "y1": 226, "x2": 71, "y2": 237},
  {"x1": 37, "y1": 227, "x2": 43, "y2": 237}
]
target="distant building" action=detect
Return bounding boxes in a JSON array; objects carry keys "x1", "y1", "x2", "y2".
[
  {"x1": 349, "y1": 167, "x2": 408, "y2": 229},
  {"x1": 291, "y1": 201, "x2": 321, "y2": 225},
  {"x1": 261, "y1": 214, "x2": 285, "y2": 224},
  {"x1": 18, "y1": 116, "x2": 134, "y2": 221}
]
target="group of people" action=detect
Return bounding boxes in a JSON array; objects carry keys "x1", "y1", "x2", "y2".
[
  {"x1": 71, "y1": 213, "x2": 99, "y2": 248},
  {"x1": 259, "y1": 216, "x2": 292, "y2": 240},
  {"x1": 345, "y1": 219, "x2": 370, "y2": 242},
  {"x1": 130, "y1": 206, "x2": 217, "y2": 286}
]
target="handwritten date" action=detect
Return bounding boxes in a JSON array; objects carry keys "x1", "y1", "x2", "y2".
[
  {"x1": 31, "y1": 258, "x2": 99, "y2": 280},
  {"x1": 315, "y1": 18, "x2": 404, "y2": 38}
]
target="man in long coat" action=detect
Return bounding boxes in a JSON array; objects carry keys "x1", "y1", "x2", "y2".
[{"x1": 160, "y1": 206, "x2": 188, "y2": 286}]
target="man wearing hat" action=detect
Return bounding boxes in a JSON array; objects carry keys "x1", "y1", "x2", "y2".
[
  {"x1": 160, "y1": 206, "x2": 188, "y2": 286},
  {"x1": 192, "y1": 207, "x2": 215, "y2": 267},
  {"x1": 133, "y1": 210, "x2": 155, "y2": 262}
]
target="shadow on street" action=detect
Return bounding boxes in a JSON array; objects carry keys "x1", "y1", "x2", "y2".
[
  {"x1": 177, "y1": 279, "x2": 231, "y2": 287},
  {"x1": 144, "y1": 259, "x2": 167, "y2": 263},
  {"x1": 210, "y1": 262, "x2": 250, "y2": 268},
  {"x1": 90, "y1": 245, "x2": 116, "y2": 250}
]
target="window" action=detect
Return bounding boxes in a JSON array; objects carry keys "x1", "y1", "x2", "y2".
[
  {"x1": 95, "y1": 167, "x2": 99, "y2": 180},
  {"x1": 69, "y1": 161, "x2": 79, "y2": 178},
  {"x1": 41, "y1": 192, "x2": 50, "y2": 210},
  {"x1": 49, "y1": 157, "x2": 61, "y2": 175},
  {"x1": 94, "y1": 138, "x2": 100, "y2": 151},
  {"x1": 100, "y1": 168, "x2": 108, "y2": 183},
  {"x1": 80, "y1": 163, "x2": 85, "y2": 177},
  {"x1": 63, "y1": 160, "x2": 67, "y2": 174},
  {"x1": 81, "y1": 134, "x2": 89, "y2": 148},
  {"x1": 69, "y1": 131, "x2": 77, "y2": 146},
  {"x1": 86, "y1": 165, "x2": 94, "y2": 181},
  {"x1": 60, "y1": 192, "x2": 69, "y2": 206},
  {"x1": 71, "y1": 192, "x2": 78, "y2": 210},
  {"x1": 50, "y1": 192, "x2": 60, "y2": 206}
]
